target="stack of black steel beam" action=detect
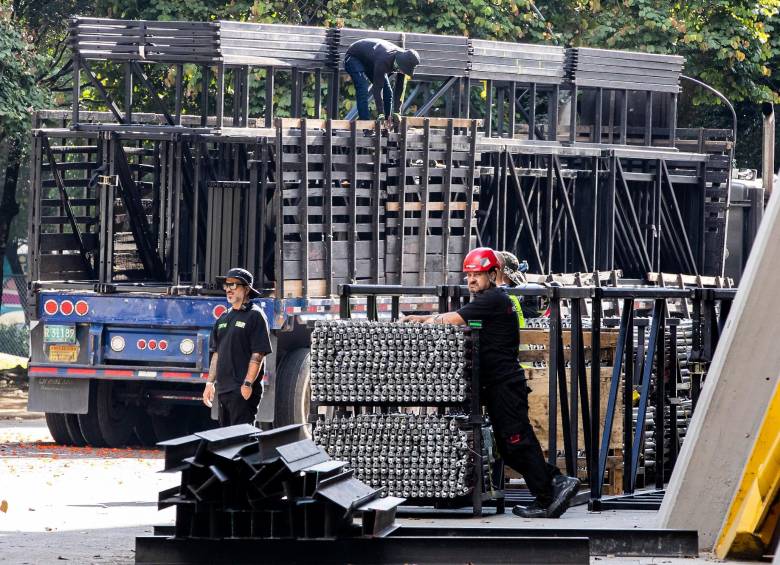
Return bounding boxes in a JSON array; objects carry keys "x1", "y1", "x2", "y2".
[
  {"x1": 157, "y1": 423, "x2": 403, "y2": 539},
  {"x1": 565, "y1": 47, "x2": 684, "y2": 92},
  {"x1": 469, "y1": 39, "x2": 566, "y2": 84}
]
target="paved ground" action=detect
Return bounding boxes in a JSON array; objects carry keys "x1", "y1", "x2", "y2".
[
  {"x1": 0, "y1": 410, "x2": 737, "y2": 564},
  {"x1": 0, "y1": 418, "x2": 176, "y2": 564}
]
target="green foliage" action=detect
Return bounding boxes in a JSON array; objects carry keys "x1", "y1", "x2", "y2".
[
  {"x1": 325, "y1": 0, "x2": 551, "y2": 42},
  {"x1": 543, "y1": 0, "x2": 780, "y2": 104},
  {"x1": 0, "y1": 10, "x2": 50, "y2": 142}
]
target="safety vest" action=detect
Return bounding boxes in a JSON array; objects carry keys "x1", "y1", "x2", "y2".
[
  {"x1": 508, "y1": 294, "x2": 530, "y2": 370},
  {"x1": 508, "y1": 294, "x2": 526, "y2": 329}
]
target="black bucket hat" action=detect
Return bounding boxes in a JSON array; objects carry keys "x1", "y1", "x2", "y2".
[
  {"x1": 396, "y1": 48, "x2": 420, "y2": 77},
  {"x1": 216, "y1": 268, "x2": 260, "y2": 299}
]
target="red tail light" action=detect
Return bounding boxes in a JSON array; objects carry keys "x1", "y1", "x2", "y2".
[
  {"x1": 213, "y1": 304, "x2": 228, "y2": 319},
  {"x1": 43, "y1": 300, "x2": 58, "y2": 315},
  {"x1": 75, "y1": 300, "x2": 89, "y2": 316},
  {"x1": 137, "y1": 339, "x2": 147, "y2": 350},
  {"x1": 59, "y1": 300, "x2": 74, "y2": 315},
  {"x1": 158, "y1": 339, "x2": 168, "y2": 351},
  {"x1": 148, "y1": 339, "x2": 158, "y2": 350}
]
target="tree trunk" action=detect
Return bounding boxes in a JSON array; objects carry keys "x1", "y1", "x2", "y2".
[{"x1": 0, "y1": 140, "x2": 22, "y2": 312}]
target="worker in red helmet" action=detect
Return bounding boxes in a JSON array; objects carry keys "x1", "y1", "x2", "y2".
[{"x1": 403, "y1": 247, "x2": 580, "y2": 518}]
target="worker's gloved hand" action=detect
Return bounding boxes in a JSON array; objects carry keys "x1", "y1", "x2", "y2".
[{"x1": 391, "y1": 112, "x2": 401, "y2": 125}]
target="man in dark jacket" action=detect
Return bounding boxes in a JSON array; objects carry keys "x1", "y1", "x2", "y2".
[
  {"x1": 403, "y1": 247, "x2": 580, "y2": 518},
  {"x1": 202, "y1": 268, "x2": 272, "y2": 426},
  {"x1": 345, "y1": 38, "x2": 420, "y2": 124}
]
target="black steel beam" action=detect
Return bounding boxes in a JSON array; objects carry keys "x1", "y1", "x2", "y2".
[
  {"x1": 390, "y1": 526, "x2": 698, "y2": 557},
  {"x1": 136, "y1": 535, "x2": 591, "y2": 565}
]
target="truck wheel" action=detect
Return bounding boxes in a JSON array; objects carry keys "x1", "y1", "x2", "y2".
[
  {"x1": 45, "y1": 413, "x2": 71, "y2": 445},
  {"x1": 96, "y1": 381, "x2": 138, "y2": 448},
  {"x1": 65, "y1": 414, "x2": 88, "y2": 447},
  {"x1": 77, "y1": 383, "x2": 107, "y2": 447},
  {"x1": 133, "y1": 415, "x2": 158, "y2": 447},
  {"x1": 274, "y1": 348, "x2": 310, "y2": 427},
  {"x1": 150, "y1": 407, "x2": 190, "y2": 442}
]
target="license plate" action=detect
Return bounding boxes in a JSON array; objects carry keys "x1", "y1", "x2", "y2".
[
  {"x1": 47, "y1": 344, "x2": 80, "y2": 363},
  {"x1": 44, "y1": 324, "x2": 76, "y2": 344}
]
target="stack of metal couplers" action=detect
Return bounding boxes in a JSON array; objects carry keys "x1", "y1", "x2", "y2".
[
  {"x1": 314, "y1": 413, "x2": 474, "y2": 499},
  {"x1": 310, "y1": 320, "x2": 469, "y2": 403}
]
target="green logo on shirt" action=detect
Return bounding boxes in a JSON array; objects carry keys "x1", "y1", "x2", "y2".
[
  {"x1": 218, "y1": 323, "x2": 227, "y2": 330},
  {"x1": 235, "y1": 321, "x2": 246, "y2": 328}
]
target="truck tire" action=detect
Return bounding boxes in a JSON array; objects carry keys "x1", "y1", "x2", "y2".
[
  {"x1": 77, "y1": 383, "x2": 107, "y2": 447},
  {"x1": 274, "y1": 348, "x2": 311, "y2": 427},
  {"x1": 45, "y1": 413, "x2": 71, "y2": 445},
  {"x1": 150, "y1": 407, "x2": 190, "y2": 442},
  {"x1": 96, "y1": 381, "x2": 138, "y2": 448},
  {"x1": 65, "y1": 414, "x2": 88, "y2": 447},
  {"x1": 133, "y1": 415, "x2": 158, "y2": 447}
]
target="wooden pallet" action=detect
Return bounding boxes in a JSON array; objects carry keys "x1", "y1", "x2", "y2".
[{"x1": 275, "y1": 118, "x2": 482, "y2": 297}]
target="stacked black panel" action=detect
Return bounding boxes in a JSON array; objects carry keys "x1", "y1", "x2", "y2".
[
  {"x1": 469, "y1": 39, "x2": 565, "y2": 84},
  {"x1": 565, "y1": 47, "x2": 684, "y2": 92},
  {"x1": 219, "y1": 22, "x2": 331, "y2": 68}
]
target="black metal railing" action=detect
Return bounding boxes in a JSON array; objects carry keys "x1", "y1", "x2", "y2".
[{"x1": 337, "y1": 283, "x2": 738, "y2": 509}]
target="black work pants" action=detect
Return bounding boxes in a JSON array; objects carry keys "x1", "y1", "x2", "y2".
[
  {"x1": 482, "y1": 378, "x2": 560, "y2": 506},
  {"x1": 217, "y1": 388, "x2": 261, "y2": 427}
]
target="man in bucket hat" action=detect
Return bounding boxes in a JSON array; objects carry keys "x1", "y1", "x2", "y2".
[{"x1": 202, "y1": 268, "x2": 272, "y2": 426}]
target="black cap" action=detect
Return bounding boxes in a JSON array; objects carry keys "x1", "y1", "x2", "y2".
[
  {"x1": 216, "y1": 268, "x2": 260, "y2": 299},
  {"x1": 396, "y1": 49, "x2": 420, "y2": 77}
]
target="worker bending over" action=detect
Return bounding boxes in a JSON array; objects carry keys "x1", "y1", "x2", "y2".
[
  {"x1": 403, "y1": 247, "x2": 580, "y2": 518},
  {"x1": 345, "y1": 38, "x2": 419, "y2": 126}
]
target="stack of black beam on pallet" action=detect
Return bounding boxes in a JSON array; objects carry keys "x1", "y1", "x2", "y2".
[
  {"x1": 310, "y1": 320, "x2": 504, "y2": 515},
  {"x1": 157, "y1": 423, "x2": 403, "y2": 539}
]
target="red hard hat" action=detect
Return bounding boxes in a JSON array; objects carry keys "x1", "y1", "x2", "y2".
[{"x1": 463, "y1": 247, "x2": 500, "y2": 272}]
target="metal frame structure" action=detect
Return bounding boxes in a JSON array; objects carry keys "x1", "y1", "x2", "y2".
[{"x1": 335, "y1": 282, "x2": 737, "y2": 510}]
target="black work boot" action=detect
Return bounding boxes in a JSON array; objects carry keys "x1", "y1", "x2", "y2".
[
  {"x1": 511, "y1": 500, "x2": 549, "y2": 518},
  {"x1": 546, "y1": 475, "x2": 581, "y2": 518}
]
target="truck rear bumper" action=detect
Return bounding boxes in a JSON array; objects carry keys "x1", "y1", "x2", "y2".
[{"x1": 28, "y1": 364, "x2": 207, "y2": 384}]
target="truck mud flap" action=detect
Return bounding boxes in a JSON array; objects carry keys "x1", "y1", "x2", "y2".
[{"x1": 28, "y1": 377, "x2": 90, "y2": 414}]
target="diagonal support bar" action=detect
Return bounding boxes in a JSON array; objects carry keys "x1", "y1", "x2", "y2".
[
  {"x1": 41, "y1": 135, "x2": 95, "y2": 278},
  {"x1": 113, "y1": 140, "x2": 165, "y2": 278},
  {"x1": 507, "y1": 156, "x2": 545, "y2": 272}
]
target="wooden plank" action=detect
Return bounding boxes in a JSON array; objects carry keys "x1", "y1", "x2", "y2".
[
  {"x1": 404, "y1": 116, "x2": 481, "y2": 128},
  {"x1": 519, "y1": 329, "x2": 619, "y2": 348},
  {"x1": 418, "y1": 120, "x2": 431, "y2": 285},
  {"x1": 441, "y1": 119, "x2": 454, "y2": 283},
  {"x1": 526, "y1": 367, "x2": 624, "y2": 452},
  {"x1": 300, "y1": 118, "x2": 309, "y2": 296}
]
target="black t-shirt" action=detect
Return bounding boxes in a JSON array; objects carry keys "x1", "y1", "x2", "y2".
[
  {"x1": 457, "y1": 286, "x2": 522, "y2": 386},
  {"x1": 209, "y1": 303, "x2": 272, "y2": 394}
]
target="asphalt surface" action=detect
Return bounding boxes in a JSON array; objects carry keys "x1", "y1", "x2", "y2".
[
  {"x1": 0, "y1": 417, "x2": 736, "y2": 565},
  {"x1": 0, "y1": 418, "x2": 175, "y2": 564}
]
